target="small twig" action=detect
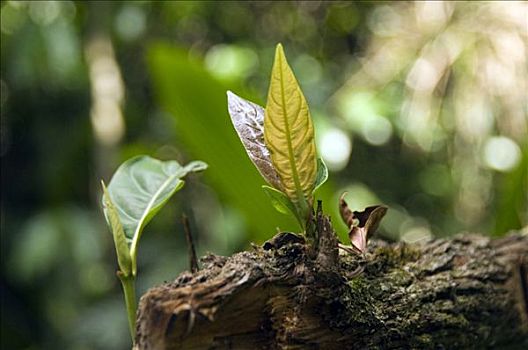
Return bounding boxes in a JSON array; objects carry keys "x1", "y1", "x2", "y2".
[{"x1": 182, "y1": 213, "x2": 199, "y2": 273}]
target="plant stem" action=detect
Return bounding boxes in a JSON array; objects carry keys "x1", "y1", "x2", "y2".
[{"x1": 118, "y1": 272, "x2": 137, "y2": 343}]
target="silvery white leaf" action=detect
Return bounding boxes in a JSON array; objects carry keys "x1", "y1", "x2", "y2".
[{"x1": 227, "y1": 91, "x2": 283, "y2": 190}]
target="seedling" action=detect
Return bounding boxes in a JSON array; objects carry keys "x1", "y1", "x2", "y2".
[
  {"x1": 101, "y1": 155, "x2": 207, "y2": 342},
  {"x1": 228, "y1": 44, "x2": 386, "y2": 251},
  {"x1": 228, "y1": 44, "x2": 328, "y2": 235}
]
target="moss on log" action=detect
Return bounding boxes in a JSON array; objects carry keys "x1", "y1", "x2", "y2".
[{"x1": 135, "y1": 216, "x2": 527, "y2": 349}]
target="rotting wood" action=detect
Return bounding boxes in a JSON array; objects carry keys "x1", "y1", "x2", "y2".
[{"x1": 135, "y1": 217, "x2": 528, "y2": 350}]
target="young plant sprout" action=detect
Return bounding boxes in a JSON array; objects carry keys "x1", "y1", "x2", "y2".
[
  {"x1": 228, "y1": 43, "x2": 386, "y2": 251},
  {"x1": 228, "y1": 44, "x2": 328, "y2": 235},
  {"x1": 101, "y1": 155, "x2": 207, "y2": 342}
]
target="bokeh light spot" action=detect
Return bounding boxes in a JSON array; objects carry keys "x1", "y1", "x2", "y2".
[
  {"x1": 205, "y1": 45, "x2": 258, "y2": 80},
  {"x1": 319, "y1": 128, "x2": 352, "y2": 171},
  {"x1": 115, "y1": 5, "x2": 146, "y2": 41},
  {"x1": 362, "y1": 115, "x2": 392, "y2": 146},
  {"x1": 483, "y1": 136, "x2": 521, "y2": 172},
  {"x1": 29, "y1": 1, "x2": 61, "y2": 26},
  {"x1": 419, "y1": 164, "x2": 452, "y2": 197},
  {"x1": 293, "y1": 54, "x2": 322, "y2": 86}
]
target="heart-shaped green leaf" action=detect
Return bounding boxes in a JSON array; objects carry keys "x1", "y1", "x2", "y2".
[
  {"x1": 104, "y1": 155, "x2": 207, "y2": 273},
  {"x1": 262, "y1": 185, "x2": 302, "y2": 225},
  {"x1": 314, "y1": 158, "x2": 328, "y2": 193}
]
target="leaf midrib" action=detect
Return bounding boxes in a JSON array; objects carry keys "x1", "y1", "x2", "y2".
[
  {"x1": 278, "y1": 54, "x2": 304, "y2": 203},
  {"x1": 129, "y1": 172, "x2": 182, "y2": 266}
]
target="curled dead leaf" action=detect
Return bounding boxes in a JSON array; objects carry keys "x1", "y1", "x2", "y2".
[{"x1": 339, "y1": 192, "x2": 387, "y2": 254}]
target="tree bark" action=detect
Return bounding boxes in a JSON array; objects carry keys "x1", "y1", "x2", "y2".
[{"x1": 135, "y1": 214, "x2": 528, "y2": 349}]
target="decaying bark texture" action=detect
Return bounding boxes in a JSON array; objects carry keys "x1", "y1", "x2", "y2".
[{"x1": 135, "y1": 214, "x2": 528, "y2": 349}]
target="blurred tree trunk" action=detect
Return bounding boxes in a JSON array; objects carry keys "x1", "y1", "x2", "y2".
[
  {"x1": 83, "y1": 1, "x2": 125, "y2": 205},
  {"x1": 135, "y1": 215, "x2": 528, "y2": 349}
]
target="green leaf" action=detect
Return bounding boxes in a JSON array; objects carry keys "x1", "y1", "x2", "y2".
[
  {"x1": 102, "y1": 181, "x2": 132, "y2": 277},
  {"x1": 314, "y1": 158, "x2": 328, "y2": 193},
  {"x1": 104, "y1": 155, "x2": 207, "y2": 273},
  {"x1": 262, "y1": 185, "x2": 303, "y2": 225},
  {"x1": 264, "y1": 43, "x2": 317, "y2": 212}
]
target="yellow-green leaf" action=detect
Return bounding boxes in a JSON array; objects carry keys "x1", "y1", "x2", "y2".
[
  {"x1": 264, "y1": 43, "x2": 317, "y2": 210},
  {"x1": 102, "y1": 181, "x2": 132, "y2": 277}
]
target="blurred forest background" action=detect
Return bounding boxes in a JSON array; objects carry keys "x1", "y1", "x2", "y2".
[{"x1": 1, "y1": 1, "x2": 526, "y2": 349}]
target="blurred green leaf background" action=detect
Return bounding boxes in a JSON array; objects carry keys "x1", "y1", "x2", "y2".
[{"x1": 1, "y1": 1, "x2": 526, "y2": 349}]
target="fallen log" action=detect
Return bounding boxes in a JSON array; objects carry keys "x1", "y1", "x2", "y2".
[{"x1": 135, "y1": 212, "x2": 527, "y2": 349}]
